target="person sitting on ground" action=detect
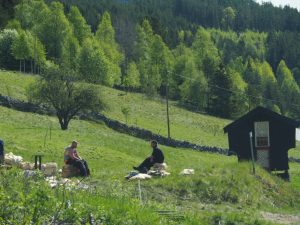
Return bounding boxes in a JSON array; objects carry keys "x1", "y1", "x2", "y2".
[
  {"x1": 64, "y1": 140, "x2": 90, "y2": 177},
  {"x1": 133, "y1": 140, "x2": 164, "y2": 173}
]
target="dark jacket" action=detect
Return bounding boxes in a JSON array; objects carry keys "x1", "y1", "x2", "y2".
[{"x1": 152, "y1": 147, "x2": 164, "y2": 163}]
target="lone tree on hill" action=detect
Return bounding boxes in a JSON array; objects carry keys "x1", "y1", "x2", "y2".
[{"x1": 29, "y1": 67, "x2": 104, "y2": 130}]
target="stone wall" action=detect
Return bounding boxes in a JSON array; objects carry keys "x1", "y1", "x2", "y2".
[
  {"x1": 0, "y1": 95, "x2": 54, "y2": 115},
  {"x1": 89, "y1": 113, "x2": 229, "y2": 155},
  {"x1": 0, "y1": 94, "x2": 229, "y2": 155},
  {"x1": 3, "y1": 94, "x2": 300, "y2": 161}
]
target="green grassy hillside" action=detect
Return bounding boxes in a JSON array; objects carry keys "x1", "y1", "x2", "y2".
[
  {"x1": 1, "y1": 106, "x2": 300, "y2": 224},
  {"x1": 1, "y1": 70, "x2": 300, "y2": 224},
  {"x1": 0, "y1": 70, "x2": 229, "y2": 147},
  {"x1": 1, "y1": 70, "x2": 299, "y2": 152}
]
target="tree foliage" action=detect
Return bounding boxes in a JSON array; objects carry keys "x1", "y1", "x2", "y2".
[
  {"x1": 0, "y1": 0, "x2": 21, "y2": 29},
  {"x1": 29, "y1": 66, "x2": 104, "y2": 130},
  {"x1": 0, "y1": 0, "x2": 300, "y2": 120},
  {"x1": 36, "y1": 2, "x2": 73, "y2": 62},
  {"x1": 276, "y1": 60, "x2": 300, "y2": 116},
  {"x1": 11, "y1": 30, "x2": 32, "y2": 72},
  {"x1": 192, "y1": 28, "x2": 220, "y2": 81},
  {"x1": 67, "y1": 6, "x2": 92, "y2": 44},
  {"x1": 15, "y1": 0, "x2": 49, "y2": 31},
  {"x1": 96, "y1": 11, "x2": 123, "y2": 85},
  {"x1": 221, "y1": 7, "x2": 236, "y2": 30},
  {"x1": 123, "y1": 62, "x2": 141, "y2": 88},
  {"x1": 78, "y1": 38, "x2": 110, "y2": 85},
  {"x1": 0, "y1": 29, "x2": 19, "y2": 70}
]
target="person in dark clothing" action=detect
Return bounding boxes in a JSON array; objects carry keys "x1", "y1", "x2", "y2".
[
  {"x1": 133, "y1": 140, "x2": 164, "y2": 173},
  {"x1": 64, "y1": 141, "x2": 90, "y2": 177}
]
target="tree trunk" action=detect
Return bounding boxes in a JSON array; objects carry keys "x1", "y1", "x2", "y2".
[
  {"x1": 58, "y1": 115, "x2": 69, "y2": 130},
  {"x1": 34, "y1": 36, "x2": 37, "y2": 74},
  {"x1": 206, "y1": 91, "x2": 210, "y2": 112},
  {"x1": 60, "y1": 121, "x2": 69, "y2": 130},
  {"x1": 19, "y1": 60, "x2": 21, "y2": 73},
  {"x1": 24, "y1": 60, "x2": 26, "y2": 73}
]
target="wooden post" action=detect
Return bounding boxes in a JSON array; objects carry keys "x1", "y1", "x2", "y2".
[
  {"x1": 138, "y1": 180, "x2": 142, "y2": 204},
  {"x1": 44, "y1": 127, "x2": 48, "y2": 147},
  {"x1": 249, "y1": 132, "x2": 256, "y2": 175},
  {"x1": 166, "y1": 80, "x2": 171, "y2": 139},
  {"x1": 34, "y1": 155, "x2": 42, "y2": 170},
  {"x1": 49, "y1": 122, "x2": 52, "y2": 140}
]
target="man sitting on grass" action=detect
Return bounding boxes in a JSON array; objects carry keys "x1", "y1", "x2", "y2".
[
  {"x1": 64, "y1": 140, "x2": 90, "y2": 177},
  {"x1": 133, "y1": 140, "x2": 164, "y2": 174}
]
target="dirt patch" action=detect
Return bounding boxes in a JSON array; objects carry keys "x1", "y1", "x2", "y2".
[{"x1": 261, "y1": 212, "x2": 300, "y2": 225}]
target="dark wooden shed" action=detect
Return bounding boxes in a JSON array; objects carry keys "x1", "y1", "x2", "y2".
[{"x1": 224, "y1": 107, "x2": 300, "y2": 171}]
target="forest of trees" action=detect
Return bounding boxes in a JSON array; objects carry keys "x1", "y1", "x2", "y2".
[{"x1": 0, "y1": 0, "x2": 300, "y2": 120}]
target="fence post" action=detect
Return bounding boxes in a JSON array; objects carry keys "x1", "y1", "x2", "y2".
[
  {"x1": 138, "y1": 180, "x2": 142, "y2": 205},
  {"x1": 249, "y1": 132, "x2": 256, "y2": 175}
]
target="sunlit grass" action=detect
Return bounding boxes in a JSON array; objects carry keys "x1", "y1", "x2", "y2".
[
  {"x1": 1, "y1": 70, "x2": 300, "y2": 223},
  {"x1": 0, "y1": 70, "x2": 229, "y2": 147},
  {"x1": 1, "y1": 106, "x2": 300, "y2": 219}
]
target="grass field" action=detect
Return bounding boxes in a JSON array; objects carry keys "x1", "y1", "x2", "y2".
[
  {"x1": 0, "y1": 70, "x2": 230, "y2": 147},
  {"x1": 0, "y1": 70, "x2": 36, "y2": 101},
  {"x1": 290, "y1": 143, "x2": 300, "y2": 159},
  {"x1": 0, "y1": 70, "x2": 299, "y2": 152},
  {"x1": 1, "y1": 70, "x2": 300, "y2": 224},
  {"x1": 1, "y1": 106, "x2": 300, "y2": 224}
]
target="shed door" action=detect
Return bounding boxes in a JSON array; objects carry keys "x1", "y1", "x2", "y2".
[{"x1": 254, "y1": 121, "x2": 270, "y2": 169}]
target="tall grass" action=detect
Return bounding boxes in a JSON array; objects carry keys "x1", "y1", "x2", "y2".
[{"x1": 0, "y1": 169, "x2": 170, "y2": 225}]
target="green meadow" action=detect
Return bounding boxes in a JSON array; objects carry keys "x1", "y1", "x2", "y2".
[
  {"x1": 0, "y1": 70, "x2": 300, "y2": 224},
  {"x1": 1, "y1": 70, "x2": 299, "y2": 152},
  {"x1": 0, "y1": 70, "x2": 229, "y2": 147}
]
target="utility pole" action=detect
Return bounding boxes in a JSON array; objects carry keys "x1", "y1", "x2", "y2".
[{"x1": 166, "y1": 78, "x2": 171, "y2": 139}]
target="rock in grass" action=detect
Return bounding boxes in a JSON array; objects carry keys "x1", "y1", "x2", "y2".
[
  {"x1": 180, "y1": 169, "x2": 195, "y2": 175},
  {"x1": 4, "y1": 152, "x2": 23, "y2": 166},
  {"x1": 42, "y1": 162, "x2": 58, "y2": 176},
  {"x1": 23, "y1": 170, "x2": 38, "y2": 178}
]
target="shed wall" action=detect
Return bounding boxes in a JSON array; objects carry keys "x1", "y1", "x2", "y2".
[{"x1": 227, "y1": 114, "x2": 295, "y2": 171}]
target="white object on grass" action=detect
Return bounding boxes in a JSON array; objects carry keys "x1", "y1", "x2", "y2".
[
  {"x1": 129, "y1": 173, "x2": 152, "y2": 180},
  {"x1": 180, "y1": 169, "x2": 195, "y2": 175},
  {"x1": 5, "y1": 152, "x2": 23, "y2": 166}
]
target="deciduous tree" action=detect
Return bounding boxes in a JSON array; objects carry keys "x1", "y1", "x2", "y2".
[
  {"x1": 123, "y1": 62, "x2": 141, "y2": 88},
  {"x1": 29, "y1": 66, "x2": 104, "y2": 130},
  {"x1": 67, "y1": 6, "x2": 92, "y2": 45}
]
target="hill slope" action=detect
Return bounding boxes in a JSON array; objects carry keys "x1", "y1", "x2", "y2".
[
  {"x1": 0, "y1": 70, "x2": 230, "y2": 147},
  {"x1": 0, "y1": 70, "x2": 299, "y2": 155},
  {"x1": 1, "y1": 105, "x2": 300, "y2": 224},
  {"x1": 0, "y1": 70, "x2": 300, "y2": 224}
]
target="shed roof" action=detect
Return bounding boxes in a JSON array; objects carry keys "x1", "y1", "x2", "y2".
[{"x1": 224, "y1": 106, "x2": 300, "y2": 133}]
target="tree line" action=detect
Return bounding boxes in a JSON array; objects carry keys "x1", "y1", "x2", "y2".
[
  {"x1": 3, "y1": 0, "x2": 300, "y2": 69},
  {"x1": 0, "y1": 0, "x2": 299, "y2": 128},
  {"x1": 42, "y1": 0, "x2": 300, "y2": 53}
]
